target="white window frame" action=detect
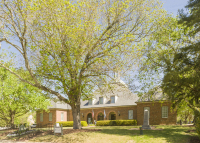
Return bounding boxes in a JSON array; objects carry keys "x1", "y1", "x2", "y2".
[
  {"x1": 61, "y1": 112, "x2": 64, "y2": 121},
  {"x1": 88, "y1": 99, "x2": 92, "y2": 105},
  {"x1": 144, "y1": 107, "x2": 150, "y2": 118},
  {"x1": 40, "y1": 113, "x2": 43, "y2": 122},
  {"x1": 99, "y1": 97, "x2": 103, "y2": 104},
  {"x1": 49, "y1": 112, "x2": 52, "y2": 121},
  {"x1": 111, "y1": 96, "x2": 115, "y2": 103},
  {"x1": 162, "y1": 106, "x2": 168, "y2": 118},
  {"x1": 128, "y1": 110, "x2": 133, "y2": 119}
]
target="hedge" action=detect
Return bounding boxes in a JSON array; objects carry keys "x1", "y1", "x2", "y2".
[
  {"x1": 56, "y1": 121, "x2": 88, "y2": 127},
  {"x1": 96, "y1": 120, "x2": 137, "y2": 126}
]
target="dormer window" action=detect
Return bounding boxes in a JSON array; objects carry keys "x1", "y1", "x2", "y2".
[
  {"x1": 99, "y1": 97, "x2": 103, "y2": 104},
  {"x1": 111, "y1": 96, "x2": 115, "y2": 103},
  {"x1": 88, "y1": 99, "x2": 92, "y2": 105}
]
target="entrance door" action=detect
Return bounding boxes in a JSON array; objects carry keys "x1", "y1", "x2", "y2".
[
  {"x1": 97, "y1": 113, "x2": 104, "y2": 121},
  {"x1": 87, "y1": 113, "x2": 92, "y2": 124},
  {"x1": 109, "y1": 112, "x2": 116, "y2": 120},
  {"x1": 111, "y1": 114, "x2": 116, "y2": 120}
]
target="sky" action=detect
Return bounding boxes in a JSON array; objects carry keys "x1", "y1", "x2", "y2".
[{"x1": 161, "y1": 0, "x2": 189, "y2": 16}]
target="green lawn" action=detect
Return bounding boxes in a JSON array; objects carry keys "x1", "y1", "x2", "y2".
[{"x1": 0, "y1": 125, "x2": 198, "y2": 143}]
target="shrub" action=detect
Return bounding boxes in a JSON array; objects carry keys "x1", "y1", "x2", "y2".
[
  {"x1": 56, "y1": 121, "x2": 87, "y2": 127},
  {"x1": 96, "y1": 120, "x2": 137, "y2": 126},
  {"x1": 96, "y1": 120, "x2": 110, "y2": 126}
]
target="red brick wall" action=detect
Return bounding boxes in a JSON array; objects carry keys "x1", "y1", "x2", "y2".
[
  {"x1": 67, "y1": 110, "x2": 73, "y2": 121},
  {"x1": 136, "y1": 102, "x2": 177, "y2": 125},
  {"x1": 36, "y1": 102, "x2": 177, "y2": 126},
  {"x1": 67, "y1": 106, "x2": 138, "y2": 122},
  {"x1": 36, "y1": 109, "x2": 67, "y2": 126}
]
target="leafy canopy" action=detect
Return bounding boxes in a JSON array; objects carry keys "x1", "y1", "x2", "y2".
[
  {"x1": 0, "y1": 67, "x2": 50, "y2": 126},
  {"x1": 0, "y1": 0, "x2": 169, "y2": 129}
]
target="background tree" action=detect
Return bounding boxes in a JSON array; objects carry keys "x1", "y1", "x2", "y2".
[
  {"x1": 136, "y1": 16, "x2": 191, "y2": 96},
  {"x1": 136, "y1": 0, "x2": 200, "y2": 128},
  {"x1": 0, "y1": 118, "x2": 6, "y2": 127},
  {"x1": 14, "y1": 111, "x2": 36, "y2": 126},
  {"x1": 0, "y1": 0, "x2": 168, "y2": 129},
  {"x1": 177, "y1": 101, "x2": 194, "y2": 124},
  {"x1": 0, "y1": 67, "x2": 50, "y2": 128},
  {"x1": 161, "y1": 0, "x2": 200, "y2": 108}
]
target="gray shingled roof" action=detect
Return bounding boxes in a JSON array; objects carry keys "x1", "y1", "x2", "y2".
[
  {"x1": 48, "y1": 80, "x2": 139, "y2": 109},
  {"x1": 48, "y1": 100, "x2": 70, "y2": 109},
  {"x1": 81, "y1": 83, "x2": 139, "y2": 108}
]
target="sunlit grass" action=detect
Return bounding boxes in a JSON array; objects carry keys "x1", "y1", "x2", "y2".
[
  {"x1": 29, "y1": 125, "x2": 198, "y2": 143},
  {"x1": 0, "y1": 125, "x2": 198, "y2": 143}
]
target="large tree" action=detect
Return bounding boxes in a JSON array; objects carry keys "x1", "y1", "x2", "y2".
[
  {"x1": 137, "y1": 0, "x2": 200, "y2": 117},
  {"x1": 0, "y1": 0, "x2": 168, "y2": 129},
  {"x1": 161, "y1": 0, "x2": 200, "y2": 107},
  {"x1": 136, "y1": 16, "x2": 190, "y2": 95},
  {"x1": 0, "y1": 67, "x2": 50, "y2": 128}
]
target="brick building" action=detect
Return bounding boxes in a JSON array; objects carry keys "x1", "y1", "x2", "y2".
[{"x1": 36, "y1": 78, "x2": 177, "y2": 126}]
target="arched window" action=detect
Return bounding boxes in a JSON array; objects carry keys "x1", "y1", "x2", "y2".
[
  {"x1": 87, "y1": 113, "x2": 93, "y2": 124},
  {"x1": 97, "y1": 112, "x2": 104, "y2": 121},
  {"x1": 109, "y1": 112, "x2": 116, "y2": 120}
]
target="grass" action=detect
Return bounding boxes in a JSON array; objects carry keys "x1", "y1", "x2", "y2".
[
  {"x1": 0, "y1": 125, "x2": 198, "y2": 143},
  {"x1": 0, "y1": 129, "x2": 17, "y2": 140}
]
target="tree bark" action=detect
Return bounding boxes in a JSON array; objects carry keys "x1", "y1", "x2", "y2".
[
  {"x1": 10, "y1": 113, "x2": 15, "y2": 129},
  {"x1": 71, "y1": 104, "x2": 81, "y2": 129}
]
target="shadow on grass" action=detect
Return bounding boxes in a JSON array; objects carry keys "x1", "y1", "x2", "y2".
[
  {"x1": 2, "y1": 126, "x2": 198, "y2": 143},
  {"x1": 96, "y1": 126, "x2": 197, "y2": 143}
]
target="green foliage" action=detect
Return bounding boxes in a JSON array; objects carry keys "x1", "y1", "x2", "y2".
[
  {"x1": 179, "y1": 0, "x2": 200, "y2": 35},
  {"x1": 0, "y1": 0, "x2": 170, "y2": 129},
  {"x1": 136, "y1": 16, "x2": 189, "y2": 96},
  {"x1": 96, "y1": 120, "x2": 110, "y2": 126},
  {"x1": 140, "y1": 0, "x2": 200, "y2": 138},
  {"x1": 0, "y1": 119, "x2": 6, "y2": 126},
  {"x1": 56, "y1": 121, "x2": 87, "y2": 127},
  {"x1": 177, "y1": 100, "x2": 194, "y2": 123},
  {"x1": 161, "y1": 0, "x2": 200, "y2": 107},
  {"x1": 14, "y1": 111, "x2": 36, "y2": 126},
  {"x1": 96, "y1": 120, "x2": 137, "y2": 126},
  {"x1": 0, "y1": 67, "x2": 50, "y2": 127}
]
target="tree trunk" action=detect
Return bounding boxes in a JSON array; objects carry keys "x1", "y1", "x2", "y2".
[
  {"x1": 71, "y1": 104, "x2": 81, "y2": 129},
  {"x1": 10, "y1": 113, "x2": 15, "y2": 129},
  {"x1": 185, "y1": 111, "x2": 187, "y2": 124}
]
